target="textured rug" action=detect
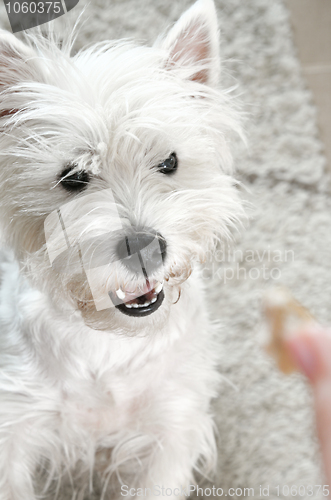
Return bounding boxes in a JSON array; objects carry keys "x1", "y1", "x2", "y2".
[{"x1": 0, "y1": 0, "x2": 330, "y2": 498}]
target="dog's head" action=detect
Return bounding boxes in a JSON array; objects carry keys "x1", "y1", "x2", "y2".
[{"x1": 0, "y1": 0, "x2": 243, "y2": 332}]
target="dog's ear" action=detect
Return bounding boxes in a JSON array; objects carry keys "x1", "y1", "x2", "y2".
[
  {"x1": 0, "y1": 31, "x2": 41, "y2": 118},
  {"x1": 158, "y1": 0, "x2": 220, "y2": 87}
]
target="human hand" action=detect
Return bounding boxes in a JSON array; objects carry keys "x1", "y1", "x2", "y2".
[{"x1": 286, "y1": 326, "x2": 331, "y2": 491}]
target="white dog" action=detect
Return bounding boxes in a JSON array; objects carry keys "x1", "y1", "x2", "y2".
[{"x1": 0, "y1": 1, "x2": 243, "y2": 498}]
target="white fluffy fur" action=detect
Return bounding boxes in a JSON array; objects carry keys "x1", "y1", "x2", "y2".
[{"x1": 0, "y1": 1, "x2": 244, "y2": 498}]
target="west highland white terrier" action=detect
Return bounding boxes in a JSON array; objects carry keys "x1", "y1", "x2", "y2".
[{"x1": 0, "y1": 0, "x2": 244, "y2": 498}]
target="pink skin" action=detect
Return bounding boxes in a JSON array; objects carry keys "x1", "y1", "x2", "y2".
[
  {"x1": 119, "y1": 279, "x2": 158, "y2": 303},
  {"x1": 285, "y1": 326, "x2": 331, "y2": 491}
]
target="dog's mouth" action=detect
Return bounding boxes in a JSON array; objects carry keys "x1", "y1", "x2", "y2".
[{"x1": 110, "y1": 280, "x2": 164, "y2": 317}]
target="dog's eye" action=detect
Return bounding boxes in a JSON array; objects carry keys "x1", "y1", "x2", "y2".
[
  {"x1": 59, "y1": 164, "x2": 90, "y2": 192},
  {"x1": 157, "y1": 153, "x2": 178, "y2": 175}
]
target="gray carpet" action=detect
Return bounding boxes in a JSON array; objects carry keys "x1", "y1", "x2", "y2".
[{"x1": 1, "y1": 0, "x2": 330, "y2": 498}]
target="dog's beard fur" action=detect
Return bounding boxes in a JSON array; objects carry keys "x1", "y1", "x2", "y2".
[{"x1": 0, "y1": 0, "x2": 245, "y2": 497}]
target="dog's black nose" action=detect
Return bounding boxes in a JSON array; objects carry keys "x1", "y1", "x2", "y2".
[{"x1": 116, "y1": 229, "x2": 167, "y2": 277}]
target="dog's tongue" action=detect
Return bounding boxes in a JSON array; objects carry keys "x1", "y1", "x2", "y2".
[{"x1": 121, "y1": 279, "x2": 154, "y2": 301}]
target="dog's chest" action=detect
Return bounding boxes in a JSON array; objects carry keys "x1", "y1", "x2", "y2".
[
  {"x1": 65, "y1": 397, "x2": 118, "y2": 434},
  {"x1": 59, "y1": 363, "x2": 162, "y2": 440},
  {"x1": 61, "y1": 386, "x2": 144, "y2": 438}
]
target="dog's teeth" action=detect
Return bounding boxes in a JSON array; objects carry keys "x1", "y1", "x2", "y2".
[
  {"x1": 123, "y1": 299, "x2": 153, "y2": 309},
  {"x1": 116, "y1": 288, "x2": 126, "y2": 300},
  {"x1": 155, "y1": 282, "x2": 163, "y2": 294}
]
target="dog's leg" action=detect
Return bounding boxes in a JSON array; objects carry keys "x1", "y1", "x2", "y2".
[
  {"x1": 112, "y1": 381, "x2": 217, "y2": 500},
  {"x1": 115, "y1": 417, "x2": 215, "y2": 500},
  {"x1": 147, "y1": 414, "x2": 216, "y2": 499}
]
